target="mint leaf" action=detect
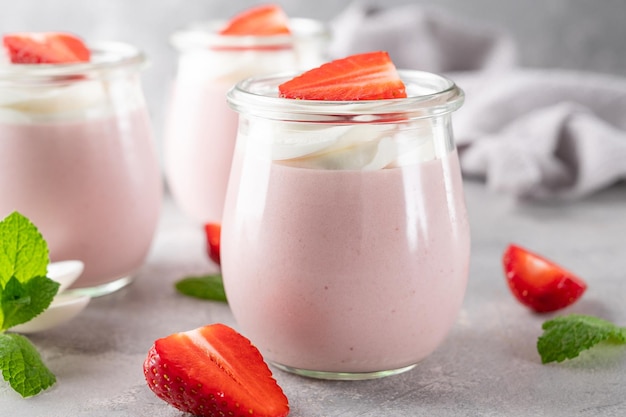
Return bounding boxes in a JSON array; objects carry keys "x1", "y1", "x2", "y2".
[
  {"x1": 0, "y1": 333, "x2": 56, "y2": 397},
  {"x1": 0, "y1": 212, "x2": 49, "y2": 286},
  {"x1": 0, "y1": 212, "x2": 58, "y2": 397},
  {"x1": 175, "y1": 274, "x2": 227, "y2": 302},
  {"x1": 537, "y1": 314, "x2": 626, "y2": 364},
  {"x1": 0, "y1": 276, "x2": 60, "y2": 331}
]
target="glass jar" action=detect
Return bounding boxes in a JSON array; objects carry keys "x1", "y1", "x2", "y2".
[
  {"x1": 163, "y1": 18, "x2": 329, "y2": 227},
  {"x1": 0, "y1": 42, "x2": 162, "y2": 297},
  {"x1": 223, "y1": 70, "x2": 469, "y2": 380}
]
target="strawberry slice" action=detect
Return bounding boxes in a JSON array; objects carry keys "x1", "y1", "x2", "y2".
[
  {"x1": 503, "y1": 244, "x2": 587, "y2": 313},
  {"x1": 144, "y1": 323, "x2": 289, "y2": 417},
  {"x1": 3, "y1": 32, "x2": 90, "y2": 64},
  {"x1": 220, "y1": 4, "x2": 291, "y2": 36},
  {"x1": 204, "y1": 223, "x2": 221, "y2": 266},
  {"x1": 278, "y1": 51, "x2": 407, "y2": 101}
]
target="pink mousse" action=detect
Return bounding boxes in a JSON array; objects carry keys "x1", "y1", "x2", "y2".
[
  {"x1": 0, "y1": 110, "x2": 162, "y2": 289},
  {"x1": 221, "y1": 149, "x2": 470, "y2": 373}
]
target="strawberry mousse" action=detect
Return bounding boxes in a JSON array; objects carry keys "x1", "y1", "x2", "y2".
[
  {"x1": 0, "y1": 33, "x2": 162, "y2": 295},
  {"x1": 163, "y1": 4, "x2": 328, "y2": 224},
  {"x1": 222, "y1": 52, "x2": 469, "y2": 378}
]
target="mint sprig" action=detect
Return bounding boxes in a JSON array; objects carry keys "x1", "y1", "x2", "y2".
[
  {"x1": 537, "y1": 314, "x2": 626, "y2": 364},
  {"x1": 0, "y1": 212, "x2": 60, "y2": 397},
  {"x1": 175, "y1": 274, "x2": 227, "y2": 302}
]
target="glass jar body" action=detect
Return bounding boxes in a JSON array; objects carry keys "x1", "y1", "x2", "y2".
[
  {"x1": 222, "y1": 71, "x2": 470, "y2": 379},
  {"x1": 163, "y1": 19, "x2": 329, "y2": 224},
  {"x1": 0, "y1": 42, "x2": 163, "y2": 296}
]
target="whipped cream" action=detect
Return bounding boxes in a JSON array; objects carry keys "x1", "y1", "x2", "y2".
[
  {"x1": 0, "y1": 40, "x2": 148, "y2": 124},
  {"x1": 171, "y1": 18, "x2": 327, "y2": 86},
  {"x1": 176, "y1": 48, "x2": 298, "y2": 87},
  {"x1": 241, "y1": 118, "x2": 448, "y2": 170},
  {"x1": 0, "y1": 76, "x2": 144, "y2": 124}
]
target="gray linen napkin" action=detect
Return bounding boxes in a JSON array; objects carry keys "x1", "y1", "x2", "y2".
[
  {"x1": 453, "y1": 70, "x2": 626, "y2": 200},
  {"x1": 329, "y1": 1, "x2": 517, "y2": 73},
  {"x1": 330, "y1": 1, "x2": 626, "y2": 200}
]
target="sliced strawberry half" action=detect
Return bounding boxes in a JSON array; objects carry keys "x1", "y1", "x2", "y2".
[
  {"x1": 3, "y1": 32, "x2": 90, "y2": 64},
  {"x1": 144, "y1": 323, "x2": 289, "y2": 417},
  {"x1": 204, "y1": 223, "x2": 221, "y2": 266},
  {"x1": 503, "y1": 244, "x2": 587, "y2": 313},
  {"x1": 278, "y1": 51, "x2": 407, "y2": 101},
  {"x1": 220, "y1": 4, "x2": 291, "y2": 36}
]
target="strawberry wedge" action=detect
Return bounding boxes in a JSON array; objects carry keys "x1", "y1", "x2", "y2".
[
  {"x1": 3, "y1": 32, "x2": 90, "y2": 64},
  {"x1": 204, "y1": 223, "x2": 221, "y2": 266},
  {"x1": 278, "y1": 51, "x2": 407, "y2": 101},
  {"x1": 144, "y1": 323, "x2": 289, "y2": 417},
  {"x1": 220, "y1": 4, "x2": 291, "y2": 36},
  {"x1": 503, "y1": 244, "x2": 587, "y2": 313}
]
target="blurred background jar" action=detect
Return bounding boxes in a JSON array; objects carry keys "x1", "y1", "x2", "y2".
[{"x1": 162, "y1": 16, "x2": 329, "y2": 229}]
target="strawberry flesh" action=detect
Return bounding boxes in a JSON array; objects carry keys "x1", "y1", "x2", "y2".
[
  {"x1": 144, "y1": 323, "x2": 289, "y2": 417},
  {"x1": 3, "y1": 32, "x2": 90, "y2": 64},
  {"x1": 278, "y1": 51, "x2": 407, "y2": 101},
  {"x1": 220, "y1": 4, "x2": 291, "y2": 36},
  {"x1": 204, "y1": 223, "x2": 221, "y2": 266},
  {"x1": 503, "y1": 244, "x2": 587, "y2": 313}
]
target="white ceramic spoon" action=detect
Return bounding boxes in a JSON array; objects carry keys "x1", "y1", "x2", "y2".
[
  {"x1": 11, "y1": 260, "x2": 91, "y2": 334},
  {"x1": 47, "y1": 260, "x2": 85, "y2": 293}
]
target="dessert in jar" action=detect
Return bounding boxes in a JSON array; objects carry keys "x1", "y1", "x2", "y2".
[
  {"x1": 0, "y1": 32, "x2": 162, "y2": 296},
  {"x1": 163, "y1": 4, "x2": 329, "y2": 230},
  {"x1": 222, "y1": 52, "x2": 470, "y2": 379}
]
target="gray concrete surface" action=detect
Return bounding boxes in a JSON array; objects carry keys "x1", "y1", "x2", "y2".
[{"x1": 2, "y1": 181, "x2": 626, "y2": 416}]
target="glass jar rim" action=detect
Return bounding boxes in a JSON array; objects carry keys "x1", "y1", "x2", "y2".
[
  {"x1": 170, "y1": 17, "x2": 330, "y2": 51},
  {"x1": 0, "y1": 41, "x2": 147, "y2": 82},
  {"x1": 227, "y1": 70, "x2": 465, "y2": 123}
]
